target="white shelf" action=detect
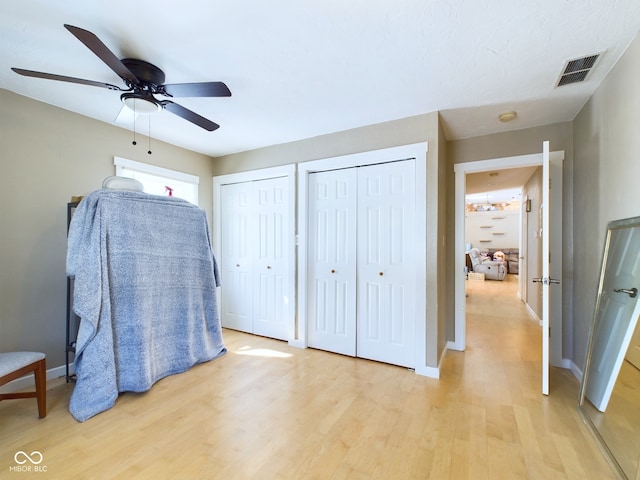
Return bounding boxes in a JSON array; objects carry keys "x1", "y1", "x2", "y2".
[{"x1": 465, "y1": 210, "x2": 519, "y2": 249}]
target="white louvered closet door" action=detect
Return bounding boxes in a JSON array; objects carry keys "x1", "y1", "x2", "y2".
[
  {"x1": 220, "y1": 182, "x2": 254, "y2": 333},
  {"x1": 356, "y1": 160, "x2": 416, "y2": 368},
  {"x1": 307, "y1": 168, "x2": 358, "y2": 356}
]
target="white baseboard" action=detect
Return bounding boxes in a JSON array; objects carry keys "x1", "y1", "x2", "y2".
[
  {"x1": 287, "y1": 339, "x2": 306, "y2": 349},
  {"x1": 415, "y1": 344, "x2": 448, "y2": 379},
  {"x1": 525, "y1": 303, "x2": 542, "y2": 324},
  {"x1": 446, "y1": 339, "x2": 464, "y2": 352},
  {"x1": 0, "y1": 363, "x2": 73, "y2": 394},
  {"x1": 569, "y1": 359, "x2": 583, "y2": 383},
  {"x1": 555, "y1": 358, "x2": 573, "y2": 370},
  {"x1": 415, "y1": 364, "x2": 440, "y2": 379}
]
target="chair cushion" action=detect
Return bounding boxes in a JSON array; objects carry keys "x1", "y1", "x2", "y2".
[{"x1": 0, "y1": 352, "x2": 45, "y2": 377}]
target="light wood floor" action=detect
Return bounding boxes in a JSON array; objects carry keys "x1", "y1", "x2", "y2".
[
  {"x1": 0, "y1": 275, "x2": 616, "y2": 479},
  {"x1": 581, "y1": 358, "x2": 640, "y2": 478}
]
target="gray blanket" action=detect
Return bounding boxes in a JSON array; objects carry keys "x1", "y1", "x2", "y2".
[{"x1": 66, "y1": 189, "x2": 226, "y2": 422}]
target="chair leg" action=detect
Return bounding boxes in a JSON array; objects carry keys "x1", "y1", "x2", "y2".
[{"x1": 34, "y1": 358, "x2": 46, "y2": 418}]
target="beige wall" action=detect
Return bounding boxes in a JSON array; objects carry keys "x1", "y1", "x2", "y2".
[
  {"x1": 214, "y1": 111, "x2": 448, "y2": 369},
  {"x1": 572, "y1": 32, "x2": 640, "y2": 368},
  {"x1": 0, "y1": 89, "x2": 215, "y2": 368},
  {"x1": 448, "y1": 123, "x2": 574, "y2": 165},
  {"x1": 213, "y1": 112, "x2": 439, "y2": 174},
  {"x1": 447, "y1": 122, "x2": 575, "y2": 360}
]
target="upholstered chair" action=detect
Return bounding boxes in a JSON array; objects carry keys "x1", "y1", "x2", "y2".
[
  {"x1": 467, "y1": 248, "x2": 507, "y2": 281},
  {"x1": 0, "y1": 352, "x2": 47, "y2": 418}
]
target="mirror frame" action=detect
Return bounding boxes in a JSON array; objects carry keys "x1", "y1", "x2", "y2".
[{"x1": 578, "y1": 215, "x2": 640, "y2": 480}]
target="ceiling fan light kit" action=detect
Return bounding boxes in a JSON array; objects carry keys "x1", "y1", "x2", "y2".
[
  {"x1": 121, "y1": 93, "x2": 162, "y2": 114},
  {"x1": 11, "y1": 24, "x2": 231, "y2": 132}
]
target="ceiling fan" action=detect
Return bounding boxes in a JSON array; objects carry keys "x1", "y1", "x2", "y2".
[{"x1": 11, "y1": 24, "x2": 231, "y2": 131}]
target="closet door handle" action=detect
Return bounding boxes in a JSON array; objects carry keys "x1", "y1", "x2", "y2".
[
  {"x1": 379, "y1": 272, "x2": 384, "y2": 276},
  {"x1": 267, "y1": 266, "x2": 272, "y2": 270},
  {"x1": 331, "y1": 269, "x2": 336, "y2": 274},
  {"x1": 236, "y1": 264, "x2": 240, "y2": 267}
]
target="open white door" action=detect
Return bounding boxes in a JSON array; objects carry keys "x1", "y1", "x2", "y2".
[
  {"x1": 541, "y1": 141, "x2": 551, "y2": 395},
  {"x1": 537, "y1": 141, "x2": 563, "y2": 395}
]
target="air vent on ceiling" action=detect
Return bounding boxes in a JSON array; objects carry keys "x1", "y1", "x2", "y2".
[{"x1": 556, "y1": 52, "x2": 603, "y2": 87}]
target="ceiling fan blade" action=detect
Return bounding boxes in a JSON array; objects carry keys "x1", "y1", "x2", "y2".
[
  {"x1": 64, "y1": 24, "x2": 139, "y2": 84},
  {"x1": 162, "y1": 101, "x2": 220, "y2": 131},
  {"x1": 11, "y1": 68, "x2": 125, "y2": 91},
  {"x1": 162, "y1": 82, "x2": 231, "y2": 98}
]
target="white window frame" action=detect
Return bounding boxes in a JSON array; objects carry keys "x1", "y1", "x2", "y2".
[{"x1": 113, "y1": 156, "x2": 200, "y2": 206}]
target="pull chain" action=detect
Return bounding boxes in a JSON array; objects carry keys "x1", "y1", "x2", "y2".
[
  {"x1": 147, "y1": 115, "x2": 152, "y2": 154},
  {"x1": 132, "y1": 100, "x2": 137, "y2": 146}
]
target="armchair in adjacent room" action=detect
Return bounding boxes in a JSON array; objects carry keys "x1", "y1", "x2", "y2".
[{"x1": 467, "y1": 248, "x2": 506, "y2": 281}]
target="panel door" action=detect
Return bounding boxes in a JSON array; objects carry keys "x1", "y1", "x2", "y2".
[
  {"x1": 307, "y1": 169, "x2": 357, "y2": 356},
  {"x1": 586, "y1": 225, "x2": 640, "y2": 411},
  {"x1": 541, "y1": 141, "x2": 551, "y2": 395},
  {"x1": 356, "y1": 160, "x2": 416, "y2": 368},
  {"x1": 253, "y1": 177, "x2": 289, "y2": 340},
  {"x1": 540, "y1": 141, "x2": 563, "y2": 395},
  {"x1": 219, "y1": 182, "x2": 254, "y2": 333}
]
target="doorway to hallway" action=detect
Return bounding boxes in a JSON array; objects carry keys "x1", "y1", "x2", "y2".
[
  {"x1": 463, "y1": 164, "x2": 542, "y2": 327},
  {"x1": 453, "y1": 148, "x2": 566, "y2": 395}
]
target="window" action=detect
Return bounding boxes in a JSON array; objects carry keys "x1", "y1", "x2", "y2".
[{"x1": 113, "y1": 157, "x2": 199, "y2": 206}]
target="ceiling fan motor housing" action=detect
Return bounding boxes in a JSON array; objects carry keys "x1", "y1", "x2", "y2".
[
  {"x1": 121, "y1": 58, "x2": 166, "y2": 92},
  {"x1": 120, "y1": 59, "x2": 167, "y2": 113}
]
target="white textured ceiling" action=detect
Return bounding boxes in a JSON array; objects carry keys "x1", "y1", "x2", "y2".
[{"x1": 1, "y1": 1, "x2": 639, "y2": 157}]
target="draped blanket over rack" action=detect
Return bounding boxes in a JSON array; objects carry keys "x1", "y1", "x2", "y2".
[{"x1": 66, "y1": 189, "x2": 226, "y2": 422}]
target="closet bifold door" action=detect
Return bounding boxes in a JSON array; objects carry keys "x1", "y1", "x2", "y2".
[
  {"x1": 252, "y1": 176, "x2": 289, "y2": 340},
  {"x1": 306, "y1": 159, "x2": 416, "y2": 368},
  {"x1": 219, "y1": 176, "x2": 290, "y2": 341},
  {"x1": 356, "y1": 160, "x2": 416, "y2": 368},
  {"x1": 307, "y1": 168, "x2": 358, "y2": 356},
  {"x1": 220, "y1": 181, "x2": 254, "y2": 333}
]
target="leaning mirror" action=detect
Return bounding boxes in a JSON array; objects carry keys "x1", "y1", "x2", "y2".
[{"x1": 579, "y1": 216, "x2": 640, "y2": 480}]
